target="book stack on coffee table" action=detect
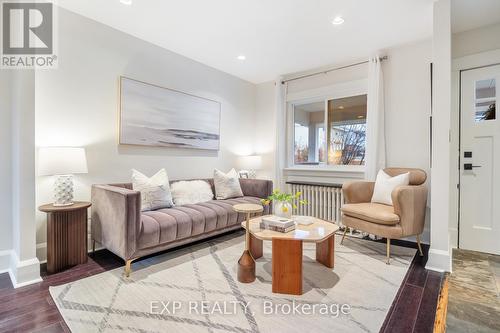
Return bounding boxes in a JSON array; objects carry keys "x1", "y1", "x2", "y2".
[{"x1": 260, "y1": 216, "x2": 296, "y2": 233}]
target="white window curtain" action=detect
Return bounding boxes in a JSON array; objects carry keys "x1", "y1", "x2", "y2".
[
  {"x1": 274, "y1": 77, "x2": 287, "y2": 190},
  {"x1": 365, "y1": 56, "x2": 386, "y2": 180}
]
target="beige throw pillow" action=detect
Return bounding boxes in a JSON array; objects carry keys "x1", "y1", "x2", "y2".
[
  {"x1": 132, "y1": 168, "x2": 174, "y2": 211},
  {"x1": 371, "y1": 170, "x2": 410, "y2": 206},
  {"x1": 214, "y1": 168, "x2": 243, "y2": 199}
]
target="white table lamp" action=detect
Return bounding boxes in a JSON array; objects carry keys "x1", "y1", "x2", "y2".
[
  {"x1": 238, "y1": 155, "x2": 262, "y2": 179},
  {"x1": 38, "y1": 147, "x2": 88, "y2": 206}
]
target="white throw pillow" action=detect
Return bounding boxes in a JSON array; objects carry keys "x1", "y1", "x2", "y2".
[
  {"x1": 214, "y1": 168, "x2": 244, "y2": 200},
  {"x1": 371, "y1": 170, "x2": 410, "y2": 206},
  {"x1": 132, "y1": 168, "x2": 174, "y2": 212},
  {"x1": 171, "y1": 180, "x2": 214, "y2": 206}
]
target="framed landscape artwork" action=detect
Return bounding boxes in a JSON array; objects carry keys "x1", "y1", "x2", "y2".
[{"x1": 119, "y1": 77, "x2": 221, "y2": 150}]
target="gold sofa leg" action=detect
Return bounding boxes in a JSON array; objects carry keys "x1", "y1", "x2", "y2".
[
  {"x1": 416, "y1": 234, "x2": 424, "y2": 257},
  {"x1": 386, "y1": 238, "x2": 391, "y2": 265},
  {"x1": 340, "y1": 228, "x2": 348, "y2": 245},
  {"x1": 125, "y1": 260, "x2": 133, "y2": 277}
]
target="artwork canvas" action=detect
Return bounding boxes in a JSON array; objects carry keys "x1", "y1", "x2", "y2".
[{"x1": 119, "y1": 77, "x2": 221, "y2": 150}]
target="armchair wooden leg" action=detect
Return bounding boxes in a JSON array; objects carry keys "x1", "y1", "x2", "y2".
[
  {"x1": 125, "y1": 260, "x2": 133, "y2": 277},
  {"x1": 92, "y1": 239, "x2": 96, "y2": 254},
  {"x1": 416, "y1": 234, "x2": 424, "y2": 257},
  {"x1": 340, "y1": 228, "x2": 348, "y2": 245},
  {"x1": 386, "y1": 238, "x2": 391, "y2": 265}
]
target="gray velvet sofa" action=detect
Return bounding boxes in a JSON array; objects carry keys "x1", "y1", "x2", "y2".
[{"x1": 91, "y1": 178, "x2": 272, "y2": 276}]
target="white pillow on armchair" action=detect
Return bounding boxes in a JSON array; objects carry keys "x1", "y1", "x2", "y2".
[{"x1": 371, "y1": 170, "x2": 410, "y2": 206}]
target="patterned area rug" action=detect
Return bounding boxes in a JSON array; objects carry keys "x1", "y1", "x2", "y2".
[{"x1": 50, "y1": 232, "x2": 415, "y2": 333}]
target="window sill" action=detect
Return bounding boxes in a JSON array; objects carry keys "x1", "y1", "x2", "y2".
[
  {"x1": 284, "y1": 165, "x2": 365, "y2": 173},
  {"x1": 283, "y1": 165, "x2": 365, "y2": 184}
]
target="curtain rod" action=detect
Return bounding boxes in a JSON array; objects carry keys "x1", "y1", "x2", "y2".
[{"x1": 281, "y1": 55, "x2": 388, "y2": 84}]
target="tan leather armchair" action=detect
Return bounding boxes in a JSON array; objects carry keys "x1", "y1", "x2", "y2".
[{"x1": 340, "y1": 168, "x2": 428, "y2": 264}]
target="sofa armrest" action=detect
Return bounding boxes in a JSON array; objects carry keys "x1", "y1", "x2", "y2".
[
  {"x1": 342, "y1": 181, "x2": 375, "y2": 204},
  {"x1": 91, "y1": 184, "x2": 141, "y2": 260},
  {"x1": 239, "y1": 178, "x2": 273, "y2": 199},
  {"x1": 391, "y1": 185, "x2": 428, "y2": 236}
]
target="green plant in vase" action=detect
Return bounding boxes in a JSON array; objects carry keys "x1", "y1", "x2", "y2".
[{"x1": 261, "y1": 189, "x2": 308, "y2": 219}]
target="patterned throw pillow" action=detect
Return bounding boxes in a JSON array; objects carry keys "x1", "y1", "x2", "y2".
[
  {"x1": 213, "y1": 168, "x2": 244, "y2": 200},
  {"x1": 171, "y1": 180, "x2": 214, "y2": 206},
  {"x1": 131, "y1": 168, "x2": 174, "y2": 211}
]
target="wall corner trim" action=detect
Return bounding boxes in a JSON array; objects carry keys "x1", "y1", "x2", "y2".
[
  {"x1": 8, "y1": 251, "x2": 42, "y2": 288},
  {"x1": 425, "y1": 248, "x2": 452, "y2": 272}
]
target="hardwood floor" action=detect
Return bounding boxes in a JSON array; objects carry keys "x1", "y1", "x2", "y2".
[
  {"x1": 380, "y1": 240, "x2": 444, "y2": 333},
  {"x1": 0, "y1": 237, "x2": 442, "y2": 333}
]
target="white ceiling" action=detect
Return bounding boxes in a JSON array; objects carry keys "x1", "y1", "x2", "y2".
[
  {"x1": 452, "y1": 0, "x2": 500, "y2": 33},
  {"x1": 58, "y1": 0, "x2": 434, "y2": 83}
]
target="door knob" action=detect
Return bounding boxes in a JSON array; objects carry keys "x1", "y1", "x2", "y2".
[{"x1": 464, "y1": 163, "x2": 482, "y2": 170}]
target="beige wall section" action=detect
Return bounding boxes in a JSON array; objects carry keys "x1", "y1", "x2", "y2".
[
  {"x1": 34, "y1": 8, "x2": 258, "y2": 261},
  {"x1": 254, "y1": 81, "x2": 276, "y2": 181},
  {"x1": 0, "y1": 70, "x2": 13, "y2": 271},
  {"x1": 452, "y1": 23, "x2": 500, "y2": 59}
]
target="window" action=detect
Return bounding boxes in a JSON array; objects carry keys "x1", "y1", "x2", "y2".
[
  {"x1": 475, "y1": 79, "x2": 496, "y2": 122},
  {"x1": 291, "y1": 94, "x2": 367, "y2": 168},
  {"x1": 293, "y1": 102, "x2": 325, "y2": 164},
  {"x1": 327, "y1": 95, "x2": 367, "y2": 165}
]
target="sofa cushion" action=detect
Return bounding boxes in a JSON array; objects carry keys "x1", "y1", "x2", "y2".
[{"x1": 341, "y1": 203, "x2": 400, "y2": 225}]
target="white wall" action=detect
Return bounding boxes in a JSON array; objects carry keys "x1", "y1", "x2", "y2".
[
  {"x1": 452, "y1": 23, "x2": 500, "y2": 59},
  {"x1": 254, "y1": 81, "x2": 276, "y2": 180},
  {"x1": 34, "y1": 8, "x2": 258, "y2": 261},
  {"x1": 254, "y1": 39, "x2": 433, "y2": 242},
  {"x1": 426, "y1": 0, "x2": 452, "y2": 272},
  {"x1": 0, "y1": 70, "x2": 13, "y2": 272}
]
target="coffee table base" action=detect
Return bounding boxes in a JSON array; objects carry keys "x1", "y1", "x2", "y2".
[
  {"x1": 272, "y1": 239, "x2": 303, "y2": 295},
  {"x1": 237, "y1": 250, "x2": 256, "y2": 283},
  {"x1": 251, "y1": 234, "x2": 335, "y2": 295}
]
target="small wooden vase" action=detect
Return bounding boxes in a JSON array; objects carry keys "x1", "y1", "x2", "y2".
[{"x1": 237, "y1": 250, "x2": 256, "y2": 283}]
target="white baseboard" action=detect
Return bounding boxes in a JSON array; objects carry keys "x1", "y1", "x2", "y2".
[
  {"x1": 8, "y1": 251, "x2": 42, "y2": 288},
  {"x1": 425, "y1": 248, "x2": 452, "y2": 272}
]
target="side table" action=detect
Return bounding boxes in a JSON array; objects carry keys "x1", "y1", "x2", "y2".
[
  {"x1": 233, "y1": 203, "x2": 264, "y2": 283},
  {"x1": 39, "y1": 201, "x2": 91, "y2": 274}
]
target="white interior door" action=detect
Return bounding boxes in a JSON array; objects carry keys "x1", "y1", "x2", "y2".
[{"x1": 460, "y1": 65, "x2": 500, "y2": 254}]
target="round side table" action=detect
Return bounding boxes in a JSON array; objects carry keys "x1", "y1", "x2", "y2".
[
  {"x1": 233, "y1": 203, "x2": 264, "y2": 283},
  {"x1": 39, "y1": 201, "x2": 91, "y2": 274}
]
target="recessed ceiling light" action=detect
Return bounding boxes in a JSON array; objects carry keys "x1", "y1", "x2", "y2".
[
  {"x1": 338, "y1": 105, "x2": 344, "y2": 109},
  {"x1": 237, "y1": 55, "x2": 246, "y2": 61},
  {"x1": 332, "y1": 16, "x2": 344, "y2": 25},
  {"x1": 120, "y1": 0, "x2": 132, "y2": 5},
  {"x1": 357, "y1": 115, "x2": 364, "y2": 119}
]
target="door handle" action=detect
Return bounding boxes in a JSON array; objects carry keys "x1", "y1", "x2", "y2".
[{"x1": 464, "y1": 163, "x2": 482, "y2": 170}]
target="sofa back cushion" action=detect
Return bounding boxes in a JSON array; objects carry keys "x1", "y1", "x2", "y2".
[{"x1": 171, "y1": 180, "x2": 214, "y2": 206}]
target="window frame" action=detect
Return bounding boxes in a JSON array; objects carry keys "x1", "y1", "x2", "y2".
[{"x1": 286, "y1": 79, "x2": 368, "y2": 173}]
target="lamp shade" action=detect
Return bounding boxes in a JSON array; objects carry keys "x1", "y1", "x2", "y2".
[
  {"x1": 38, "y1": 147, "x2": 88, "y2": 176},
  {"x1": 239, "y1": 155, "x2": 262, "y2": 170}
]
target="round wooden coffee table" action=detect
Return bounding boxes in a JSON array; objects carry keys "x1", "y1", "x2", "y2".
[
  {"x1": 242, "y1": 215, "x2": 339, "y2": 295},
  {"x1": 233, "y1": 203, "x2": 264, "y2": 283}
]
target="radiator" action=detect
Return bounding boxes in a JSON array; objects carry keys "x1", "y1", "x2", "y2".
[{"x1": 288, "y1": 182, "x2": 343, "y2": 224}]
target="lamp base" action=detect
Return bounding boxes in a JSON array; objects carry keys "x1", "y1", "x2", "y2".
[{"x1": 53, "y1": 175, "x2": 74, "y2": 206}]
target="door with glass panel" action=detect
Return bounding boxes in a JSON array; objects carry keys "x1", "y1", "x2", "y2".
[{"x1": 460, "y1": 65, "x2": 500, "y2": 254}]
